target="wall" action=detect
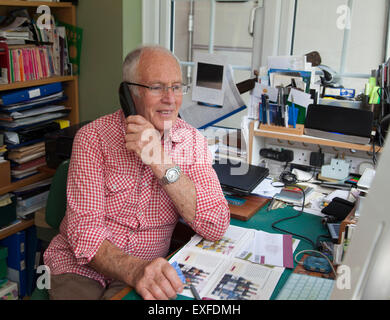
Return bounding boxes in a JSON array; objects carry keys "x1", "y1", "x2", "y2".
[{"x1": 77, "y1": 0, "x2": 142, "y2": 122}]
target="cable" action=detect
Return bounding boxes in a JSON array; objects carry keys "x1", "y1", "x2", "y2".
[
  {"x1": 271, "y1": 171, "x2": 316, "y2": 249},
  {"x1": 294, "y1": 249, "x2": 337, "y2": 278}
]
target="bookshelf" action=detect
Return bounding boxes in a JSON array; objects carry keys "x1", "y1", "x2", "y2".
[{"x1": 0, "y1": 1, "x2": 79, "y2": 234}]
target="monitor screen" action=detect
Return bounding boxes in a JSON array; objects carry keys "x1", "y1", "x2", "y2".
[{"x1": 196, "y1": 62, "x2": 224, "y2": 90}]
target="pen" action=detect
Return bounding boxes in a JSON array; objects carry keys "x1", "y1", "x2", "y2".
[
  {"x1": 189, "y1": 284, "x2": 201, "y2": 300},
  {"x1": 265, "y1": 95, "x2": 270, "y2": 125}
]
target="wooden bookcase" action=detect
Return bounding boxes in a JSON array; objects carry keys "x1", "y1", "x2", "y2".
[{"x1": 0, "y1": 1, "x2": 79, "y2": 235}]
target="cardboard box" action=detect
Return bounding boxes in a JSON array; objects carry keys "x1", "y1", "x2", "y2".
[
  {"x1": 0, "y1": 279, "x2": 18, "y2": 300},
  {"x1": 0, "y1": 160, "x2": 10, "y2": 188}
]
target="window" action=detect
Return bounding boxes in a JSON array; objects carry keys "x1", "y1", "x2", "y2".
[{"x1": 142, "y1": 0, "x2": 389, "y2": 127}]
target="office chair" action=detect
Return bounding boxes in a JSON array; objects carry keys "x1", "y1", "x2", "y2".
[{"x1": 30, "y1": 160, "x2": 70, "y2": 300}]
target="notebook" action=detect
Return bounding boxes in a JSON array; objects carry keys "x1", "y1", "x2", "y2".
[{"x1": 212, "y1": 160, "x2": 269, "y2": 195}]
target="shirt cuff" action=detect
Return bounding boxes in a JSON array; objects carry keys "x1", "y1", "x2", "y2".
[{"x1": 71, "y1": 226, "x2": 114, "y2": 266}]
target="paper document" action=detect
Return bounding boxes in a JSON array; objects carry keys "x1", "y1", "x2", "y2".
[
  {"x1": 169, "y1": 225, "x2": 296, "y2": 300},
  {"x1": 236, "y1": 230, "x2": 296, "y2": 269},
  {"x1": 288, "y1": 88, "x2": 313, "y2": 109},
  {"x1": 248, "y1": 82, "x2": 278, "y2": 120},
  {"x1": 267, "y1": 55, "x2": 307, "y2": 71},
  {"x1": 180, "y1": 65, "x2": 246, "y2": 129},
  {"x1": 251, "y1": 178, "x2": 283, "y2": 198}
]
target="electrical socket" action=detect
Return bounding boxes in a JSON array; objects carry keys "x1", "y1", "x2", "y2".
[
  {"x1": 321, "y1": 159, "x2": 350, "y2": 180},
  {"x1": 295, "y1": 150, "x2": 311, "y2": 165},
  {"x1": 344, "y1": 157, "x2": 368, "y2": 174}
]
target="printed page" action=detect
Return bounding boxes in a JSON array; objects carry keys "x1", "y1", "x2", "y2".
[
  {"x1": 236, "y1": 233, "x2": 300, "y2": 269},
  {"x1": 203, "y1": 259, "x2": 284, "y2": 300},
  {"x1": 184, "y1": 225, "x2": 254, "y2": 258},
  {"x1": 169, "y1": 249, "x2": 227, "y2": 299}
]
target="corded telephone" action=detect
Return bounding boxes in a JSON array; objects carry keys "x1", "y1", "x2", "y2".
[{"x1": 119, "y1": 82, "x2": 137, "y2": 117}]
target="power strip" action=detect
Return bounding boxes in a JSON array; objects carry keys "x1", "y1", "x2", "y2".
[{"x1": 260, "y1": 148, "x2": 294, "y2": 162}]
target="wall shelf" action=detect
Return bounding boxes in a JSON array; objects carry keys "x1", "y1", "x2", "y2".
[{"x1": 248, "y1": 121, "x2": 382, "y2": 164}]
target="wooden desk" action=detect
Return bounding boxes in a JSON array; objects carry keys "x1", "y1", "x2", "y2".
[{"x1": 112, "y1": 205, "x2": 328, "y2": 300}]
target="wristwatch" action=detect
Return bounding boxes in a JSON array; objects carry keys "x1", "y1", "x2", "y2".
[{"x1": 160, "y1": 166, "x2": 182, "y2": 185}]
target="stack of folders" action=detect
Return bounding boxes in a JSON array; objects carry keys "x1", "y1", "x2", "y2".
[
  {"x1": 0, "y1": 82, "x2": 69, "y2": 181},
  {"x1": 12, "y1": 178, "x2": 52, "y2": 219}
]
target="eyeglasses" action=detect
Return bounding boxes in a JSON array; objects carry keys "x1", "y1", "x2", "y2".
[{"x1": 125, "y1": 82, "x2": 189, "y2": 96}]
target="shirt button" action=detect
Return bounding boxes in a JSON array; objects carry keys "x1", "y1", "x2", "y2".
[
  {"x1": 143, "y1": 182, "x2": 148, "y2": 187},
  {"x1": 112, "y1": 184, "x2": 117, "y2": 190}
]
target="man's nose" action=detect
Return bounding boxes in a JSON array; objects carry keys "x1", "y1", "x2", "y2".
[{"x1": 161, "y1": 87, "x2": 176, "y2": 103}]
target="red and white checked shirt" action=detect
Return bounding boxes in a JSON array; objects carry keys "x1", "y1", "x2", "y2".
[{"x1": 44, "y1": 110, "x2": 230, "y2": 287}]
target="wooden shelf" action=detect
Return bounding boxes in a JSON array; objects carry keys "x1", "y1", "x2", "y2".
[
  {"x1": 251, "y1": 121, "x2": 381, "y2": 153},
  {"x1": 0, "y1": 171, "x2": 53, "y2": 195},
  {"x1": 0, "y1": 219, "x2": 34, "y2": 241},
  {"x1": 0, "y1": 1, "x2": 73, "y2": 8},
  {"x1": 0, "y1": 75, "x2": 77, "y2": 91}
]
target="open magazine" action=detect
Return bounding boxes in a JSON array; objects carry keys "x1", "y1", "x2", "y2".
[{"x1": 169, "y1": 225, "x2": 300, "y2": 300}]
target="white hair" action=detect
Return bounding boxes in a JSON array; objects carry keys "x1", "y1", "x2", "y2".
[{"x1": 122, "y1": 45, "x2": 181, "y2": 96}]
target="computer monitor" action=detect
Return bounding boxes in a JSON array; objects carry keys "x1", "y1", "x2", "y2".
[
  {"x1": 330, "y1": 137, "x2": 390, "y2": 299},
  {"x1": 191, "y1": 52, "x2": 227, "y2": 106}
]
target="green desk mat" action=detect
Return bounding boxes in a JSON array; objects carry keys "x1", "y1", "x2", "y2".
[{"x1": 122, "y1": 206, "x2": 327, "y2": 300}]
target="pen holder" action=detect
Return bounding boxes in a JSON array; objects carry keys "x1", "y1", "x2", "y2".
[{"x1": 258, "y1": 123, "x2": 305, "y2": 135}]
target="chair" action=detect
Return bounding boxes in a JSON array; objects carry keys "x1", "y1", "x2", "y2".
[{"x1": 30, "y1": 160, "x2": 70, "y2": 300}]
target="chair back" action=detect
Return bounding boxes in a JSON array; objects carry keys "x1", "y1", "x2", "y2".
[{"x1": 45, "y1": 160, "x2": 70, "y2": 229}]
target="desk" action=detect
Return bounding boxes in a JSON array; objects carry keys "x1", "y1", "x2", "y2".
[{"x1": 111, "y1": 205, "x2": 328, "y2": 300}]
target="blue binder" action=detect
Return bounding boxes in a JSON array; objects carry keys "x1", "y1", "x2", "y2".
[
  {"x1": 25, "y1": 226, "x2": 41, "y2": 296},
  {"x1": 0, "y1": 82, "x2": 63, "y2": 106},
  {"x1": 0, "y1": 231, "x2": 27, "y2": 297}
]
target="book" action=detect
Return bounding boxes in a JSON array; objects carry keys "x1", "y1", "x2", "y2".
[{"x1": 169, "y1": 225, "x2": 299, "y2": 300}]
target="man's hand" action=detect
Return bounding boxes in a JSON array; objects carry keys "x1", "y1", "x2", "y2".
[
  {"x1": 133, "y1": 257, "x2": 184, "y2": 300},
  {"x1": 124, "y1": 115, "x2": 163, "y2": 165}
]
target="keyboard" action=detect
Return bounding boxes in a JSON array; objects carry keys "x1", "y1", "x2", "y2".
[{"x1": 276, "y1": 273, "x2": 335, "y2": 300}]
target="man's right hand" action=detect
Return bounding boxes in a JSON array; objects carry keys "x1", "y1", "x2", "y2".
[{"x1": 133, "y1": 257, "x2": 185, "y2": 300}]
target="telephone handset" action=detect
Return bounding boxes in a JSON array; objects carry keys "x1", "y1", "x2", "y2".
[{"x1": 119, "y1": 82, "x2": 137, "y2": 117}]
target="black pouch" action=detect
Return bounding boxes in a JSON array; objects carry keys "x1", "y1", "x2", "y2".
[{"x1": 321, "y1": 197, "x2": 355, "y2": 221}]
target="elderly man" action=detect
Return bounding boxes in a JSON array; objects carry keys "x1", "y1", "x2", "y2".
[{"x1": 44, "y1": 45, "x2": 230, "y2": 300}]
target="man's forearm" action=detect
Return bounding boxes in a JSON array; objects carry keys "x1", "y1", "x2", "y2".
[
  {"x1": 150, "y1": 161, "x2": 197, "y2": 223},
  {"x1": 89, "y1": 239, "x2": 184, "y2": 300},
  {"x1": 89, "y1": 239, "x2": 147, "y2": 287}
]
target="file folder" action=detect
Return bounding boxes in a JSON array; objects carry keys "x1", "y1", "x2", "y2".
[
  {"x1": 0, "y1": 231, "x2": 27, "y2": 298},
  {"x1": 0, "y1": 231, "x2": 26, "y2": 271},
  {"x1": 0, "y1": 82, "x2": 63, "y2": 106},
  {"x1": 25, "y1": 226, "x2": 41, "y2": 296},
  {"x1": 3, "y1": 121, "x2": 61, "y2": 145}
]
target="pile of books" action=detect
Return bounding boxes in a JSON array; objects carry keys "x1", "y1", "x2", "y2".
[
  {"x1": 0, "y1": 17, "x2": 33, "y2": 46},
  {"x1": 12, "y1": 178, "x2": 52, "y2": 219},
  {"x1": 0, "y1": 12, "x2": 71, "y2": 84},
  {"x1": 0, "y1": 82, "x2": 69, "y2": 182}
]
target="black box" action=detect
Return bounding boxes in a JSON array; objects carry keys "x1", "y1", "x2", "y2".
[
  {"x1": 44, "y1": 121, "x2": 90, "y2": 169},
  {"x1": 304, "y1": 104, "x2": 374, "y2": 145}
]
